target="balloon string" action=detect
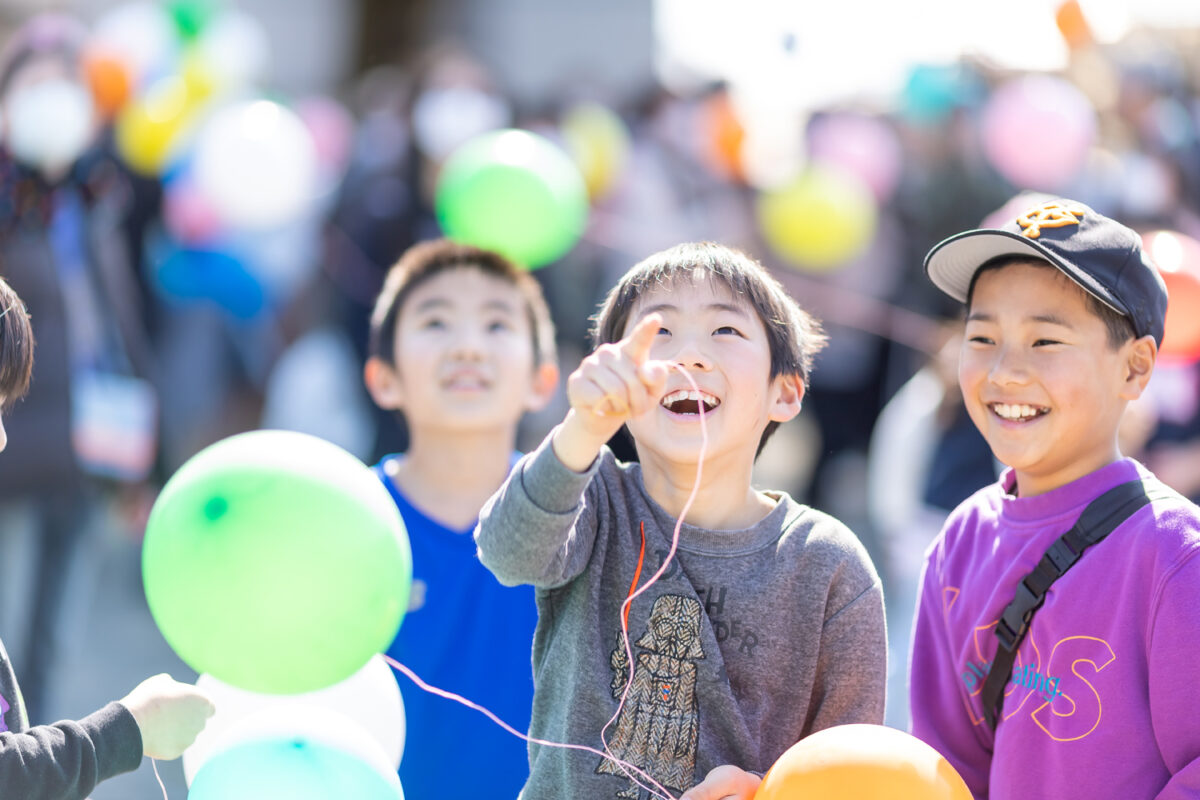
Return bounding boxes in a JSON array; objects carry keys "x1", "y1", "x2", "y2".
[
  {"x1": 151, "y1": 758, "x2": 168, "y2": 800},
  {"x1": 382, "y1": 654, "x2": 675, "y2": 798},
  {"x1": 387, "y1": 362, "x2": 708, "y2": 800},
  {"x1": 599, "y1": 363, "x2": 706, "y2": 800}
]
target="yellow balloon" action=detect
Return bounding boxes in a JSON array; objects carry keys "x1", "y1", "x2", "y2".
[
  {"x1": 757, "y1": 164, "x2": 877, "y2": 271},
  {"x1": 115, "y1": 76, "x2": 196, "y2": 175},
  {"x1": 561, "y1": 102, "x2": 631, "y2": 199},
  {"x1": 180, "y1": 49, "x2": 220, "y2": 105},
  {"x1": 755, "y1": 724, "x2": 972, "y2": 800}
]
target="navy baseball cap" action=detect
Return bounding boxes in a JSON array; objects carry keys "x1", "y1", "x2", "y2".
[{"x1": 924, "y1": 198, "x2": 1168, "y2": 346}]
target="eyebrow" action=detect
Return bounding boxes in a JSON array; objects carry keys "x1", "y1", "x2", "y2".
[
  {"x1": 412, "y1": 297, "x2": 519, "y2": 315},
  {"x1": 965, "y1": 311, "x2": 1074, "y2": 327},
  {"x1": 640, "y1": 301, "x2": 749, "y2": 318}
]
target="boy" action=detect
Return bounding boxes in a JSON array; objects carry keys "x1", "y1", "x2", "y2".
[
  {"x1": 911, "y1": 198, "x2": 1200, "y2": 798},
  {"x1": 476, "y1": 242, "x2": 886, "y2": 800},
  {"x1": 362, "y1": 239, "x2": 559, "y2": 799},
  {"x1": 0, "y1": 275, "x2": 214, "y2": 799}
]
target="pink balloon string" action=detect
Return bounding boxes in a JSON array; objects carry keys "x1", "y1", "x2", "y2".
[
  {"x1": 387, "y1": 362, "x2": 708, "y2": 800},
  {"x1": 157, "y1": 363, "x2": 709, "y2": 800}
]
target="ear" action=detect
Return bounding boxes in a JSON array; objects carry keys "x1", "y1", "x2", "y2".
[
  {"x1": 364, "y1": 356, "x2": 404, "y2": 410},
  {"x1": 768, "y1": 373, "x2": 806, "y2": 423},
  {"x1": 525, "y1": 361, "x2": 560, "y2": 412},
  {"x1": 1119, "y1": 335, "x2": 1157, "y2": 401}
]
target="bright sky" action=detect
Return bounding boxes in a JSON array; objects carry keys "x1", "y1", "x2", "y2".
[{"x1": 654, "y1": 0, "x2": 1200, "y2": 111}]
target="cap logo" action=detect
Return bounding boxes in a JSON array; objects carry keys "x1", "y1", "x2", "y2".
[{"x1": 1015, "y1": 201, "x2": 1086, "y2": 239}]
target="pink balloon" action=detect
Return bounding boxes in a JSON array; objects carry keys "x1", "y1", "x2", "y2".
[
  {"x1": 981, "y1": 75, "x2": 1096, "y2": 191},
  {"x1": 808, "y1": 113, "x2": 903, "y2": 202},
  {"x1": 296, "y1": 95, "x2": 355, "y2": 174},
  {"x1": 163, "y1": 178, "x2": 224, "y2": 244}
]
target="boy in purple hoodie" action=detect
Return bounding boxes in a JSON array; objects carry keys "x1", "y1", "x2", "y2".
[{"x1": 910, "y1": 198, "x2": 1200, "y2": 799}]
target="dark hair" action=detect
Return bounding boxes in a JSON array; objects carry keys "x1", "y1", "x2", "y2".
[
  {"x1": 592, "y1": 241, "x2": 826, "y2": 455},
  {"x1": 0, "y1": 277, "x2": 35, "y2": 409},
  {"x1": 0, "y1": 13, "x2": 85, "y2": 98},
  {"x1": 966, "y1": 256, "x2": 1136, "y2": 349},
  {"x1": 367, "y1": 238, "x2": 556, "y2": 367}
]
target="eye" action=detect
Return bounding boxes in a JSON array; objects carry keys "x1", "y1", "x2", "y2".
[
  {"x1": 487, "y1": 318, "x2": 514, "y2": 333},
  {"x1": 714, "y1": 325, "x2": 743, "y2": 337},
  {"x1": 421, "y1": 317, "x2": 447, "y2": 331},
  {"x1": 657, "y1": 326, "x2": 671, "y2": 336},
  {"x1": 1033, "y1": 338, "x2": 1062, "y2": 347},
  {"x1": 966, "y1": 335, "x2": 993, "y2": 345}
]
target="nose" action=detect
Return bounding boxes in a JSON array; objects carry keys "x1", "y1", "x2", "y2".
[
  {"x1": 666, "y1": 334, "x2": 712, "y2": 371},
  {"x1": 987, "y1": 344, "x2": 1030, "y2": 386},
  {"x1": 448, "y1": 323, "x2": 487, "y2": 361}
]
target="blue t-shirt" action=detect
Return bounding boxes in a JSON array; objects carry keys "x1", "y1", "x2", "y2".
[{"x1": 375, "y1": 455, "x2": 537, "y2": 800}]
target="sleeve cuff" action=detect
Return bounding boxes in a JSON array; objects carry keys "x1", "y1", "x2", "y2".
[{"x1": 79, "y1": 701, "x2": 143, "y2": 781}]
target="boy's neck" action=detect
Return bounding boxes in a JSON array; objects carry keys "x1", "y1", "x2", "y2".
[
  {"x1": 387, "y1": 426, "x2": 518, "y2": 531},
  {"x1": 637, "y1": 451, "x2": 776, "y2": 531}
]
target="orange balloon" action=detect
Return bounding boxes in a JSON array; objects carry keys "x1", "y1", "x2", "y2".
[
  {"x1": 700, "y1": 91, "x2": 746, "y2": 182},
  {"x1": 83, "y1": 50, "x2": 133, "y2": 118},
  {"x1": 1055, "y1": 0, "x2": 1093, "y2": 50},
  {"x1": 1144, "y1": 230, "x2": 1200, "y2": 364},
  {"x1": 754, "y1": 724, "x2": 972, "y2": 800}
]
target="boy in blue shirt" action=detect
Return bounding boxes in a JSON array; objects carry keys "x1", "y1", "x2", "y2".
[{"x1": 363, "y1": 238, "x2": 559, "y2": 798}]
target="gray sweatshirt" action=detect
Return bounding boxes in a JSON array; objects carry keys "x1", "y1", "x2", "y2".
[{"x1": 476, "y1": 434, "x2": 886, "y2": 800}]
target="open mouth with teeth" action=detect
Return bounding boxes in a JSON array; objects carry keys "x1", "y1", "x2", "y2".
[
  {"x1": 660, "y1": 389, "x2": 721, "y2": 416},
  {"x1": 990, "y1": 402, "x2": 1048, "y2": 423}
]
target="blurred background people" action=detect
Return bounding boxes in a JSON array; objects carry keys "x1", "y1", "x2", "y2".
[
  {"x1": 4, "y1": 0, "x2": 1200, "y2": 797},
  {"x1": 0, "y1": 12, "x2": 157, "y2": 725}
]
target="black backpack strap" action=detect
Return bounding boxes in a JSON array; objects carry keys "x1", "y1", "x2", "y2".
[{"x1": 980, "y1": 478, "x2": 1175, "y2": 729}]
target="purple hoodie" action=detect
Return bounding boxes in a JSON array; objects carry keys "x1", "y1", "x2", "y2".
[{"x1": 910, "y1": 458, "x2": 1200, "y2": 799}]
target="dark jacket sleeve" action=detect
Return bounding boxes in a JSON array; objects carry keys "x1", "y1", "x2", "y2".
[{"x1": 0, "y1": 702, "x2": 144, "y2": 800}]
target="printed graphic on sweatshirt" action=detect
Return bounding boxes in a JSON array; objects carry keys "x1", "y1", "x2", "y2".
[
  {"x1": 944, "y1": 586, "x2": 1114, "y2": 742},
  {"x1": 657, "y1": 549, "x2": 763, "y2": 656},
  {"x1": 598, "y1": 594, "x2": 705, "y2": 799}
]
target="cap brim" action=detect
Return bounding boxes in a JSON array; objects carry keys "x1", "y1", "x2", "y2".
[{"x1": 924, "y1": 228, "x2": 1126, "y2": 314}]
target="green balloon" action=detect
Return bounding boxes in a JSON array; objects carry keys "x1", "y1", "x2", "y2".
[
  {"x1": 189, "y1": 738, "x2": 402, "y2": 800},
  {"x1": 168, "y1": 0, "x2": 218, "y2": 41},
  {"x1": 142, "y1": 430, "x2": 411, "y2": 694},
  {"x1": 435, "y1": 128, "x2": 589, "y2": 268}
]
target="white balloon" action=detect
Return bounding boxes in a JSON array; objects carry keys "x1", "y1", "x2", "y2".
[
  {"x1": 192, "y1": 98, "x2": 319, "y2": 229},
  {"x1": 183, "y1": 654, "x2": 405, "y2": 785},
  {"x1": 194, "y1": 9, "x2": 272, "y2": 91},
  {"x1": 89, "y1": 2, "x2": 177, "y2": 85}
]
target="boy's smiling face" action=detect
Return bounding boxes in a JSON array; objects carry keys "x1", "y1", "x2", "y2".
[
  {"x1": 379, "y1": 266, "x2": 547, "y2": 433},
  {"x1": 622, "y1": 271, "x2": 802, "y2": 469},
  {"x1": 960, "y1": 261, "x2": 1152, "y2": 496}
]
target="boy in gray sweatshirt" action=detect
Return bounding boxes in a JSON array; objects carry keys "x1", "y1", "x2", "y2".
[{"x1": 476, "y1": 242, "x2": 886, "y2": 800}]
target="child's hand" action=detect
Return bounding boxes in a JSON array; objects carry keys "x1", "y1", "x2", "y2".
[
  {"x1": 555, "y1": 313, "x2": 669, "y2": 470},
  {"x1": 679, "y1": 764, "x2": 762, "y2": 800},
  {"x1": 119, "y1": 673, "x2": 215, "y2": 760},
  {"x1": 569, "y1": 313, "x2": 669, "y2": 427}
]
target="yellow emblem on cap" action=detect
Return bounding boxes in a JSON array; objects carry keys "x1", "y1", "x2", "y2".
[{"x1": 1015, "y1": 201, "x2": 1086, "y2": 239}]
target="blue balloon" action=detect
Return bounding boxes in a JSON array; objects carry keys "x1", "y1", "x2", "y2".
[
  {"x1": 901, "y1": 64, "x2": 984, "y2": 124},
  {"x1": 152, "y1": 245, "x2": 266, "y2": 319},
  {"x1": 188, "y1": 737, "x2": 403, "y2": 800}
]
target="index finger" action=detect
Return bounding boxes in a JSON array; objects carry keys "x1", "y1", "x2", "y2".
[{"x1": 619, "y1": 313, "x2": 662, "y2": 364}]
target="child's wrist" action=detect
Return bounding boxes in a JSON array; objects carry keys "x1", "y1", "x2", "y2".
[{"x1": 553, "y1": 411, "x2": 610, "y2": 472}]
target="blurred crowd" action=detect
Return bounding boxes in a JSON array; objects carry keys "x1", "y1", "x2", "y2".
[{"x1": 4, "y1": 0, "x2": 1200, "y2": 733}]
